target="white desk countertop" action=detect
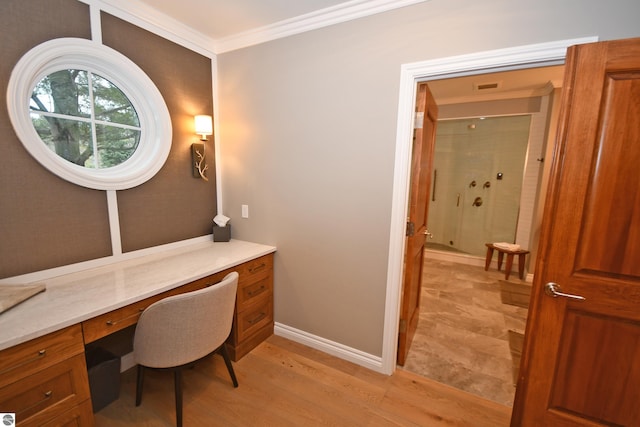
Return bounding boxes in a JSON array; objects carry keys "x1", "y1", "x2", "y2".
[{"x1": 0, "y1": 239, "x2": 276, "y2": 351}]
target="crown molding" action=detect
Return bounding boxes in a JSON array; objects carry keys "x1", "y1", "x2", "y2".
[
  {"x1": 82, "y1": 0, "x2": 430, "y2": 56},
  {"x1": 213, "y1": 0, "x2": 430, "y2": 54},
  {"x1": 83, "y1": 0, "x2": 217, "y2": 57}
]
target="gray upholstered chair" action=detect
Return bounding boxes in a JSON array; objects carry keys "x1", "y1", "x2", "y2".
[{"x1": 133, "y1": 272, "x2": 239, "y2": 427}]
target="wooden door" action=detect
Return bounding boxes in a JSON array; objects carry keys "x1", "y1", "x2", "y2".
[
  {"x1": 511, "y1": 38, "x2": 640, "y2": 426},
  {"x1": 397, "y1": 83, "x2": 438, "y2": 366}
]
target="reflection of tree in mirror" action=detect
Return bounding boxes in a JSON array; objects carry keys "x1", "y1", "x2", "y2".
[{"x1": 30, "y1": 69, "x2": 141, "y2": 168}]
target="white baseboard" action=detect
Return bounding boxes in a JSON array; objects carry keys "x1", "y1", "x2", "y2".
[
  {"x1": 120, "y1": 325, "x2": 384, "y2": 374},
  {"x1": 274, "y1": 323, "x2": 384, "y2": 374}
]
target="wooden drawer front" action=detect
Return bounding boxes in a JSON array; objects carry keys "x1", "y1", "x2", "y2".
[
  {"x1": 237, "y1": 275, "x2": 272, "y2": 310},
  {"x1": 0, "y1": 353, "x2": 90, "y2": 427},
  {"x1": 41, "y1": 399, "x2": 94, "y2": 427},
  {"x1": 82, "y1": 277, "x2": 215, "y2": 343},
  {"x1": 0, "y1": 326, "x2": 84, "y2": 388},
  {"x1": 237, "y1": 254, "x2": 273, "y2": 287},
  {"x1": 82, "y1": 299, "x2": 148, "y2": 344},
  {"x1": 235, "y1": 299, "x2": 273, "y2": 342}
]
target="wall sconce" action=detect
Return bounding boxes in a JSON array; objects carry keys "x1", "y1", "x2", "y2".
[
  {"x1": 194, "y1": 115, "x2": 213, "y2": 141},
  {"x1": 192, "y1": 115, "x2": 212, "y2": 181}
]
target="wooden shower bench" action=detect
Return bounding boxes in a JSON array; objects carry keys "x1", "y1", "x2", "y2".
[{"x1": 484, "y1": 243, "x2": 529, "y2": 280}]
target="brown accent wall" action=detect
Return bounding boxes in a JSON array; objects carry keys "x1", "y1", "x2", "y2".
[
  {"x1": 0, "y1": 2, "x2": 217, "y2": 278},
  {"x1": 101, "y1": 13, "x2": 217, "y2": 253},
  {"x1": 0, "y1": 0, "x2": 112, "y2": 279}
]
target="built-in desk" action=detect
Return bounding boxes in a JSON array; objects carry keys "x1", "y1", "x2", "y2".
[{"x1": 0, "y1": 239, "x2": 275, "y2": 426}]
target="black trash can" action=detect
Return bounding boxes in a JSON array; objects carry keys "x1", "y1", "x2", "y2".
[{"x1": 85, "y1": 347, "x2": 121, "y2": 412}]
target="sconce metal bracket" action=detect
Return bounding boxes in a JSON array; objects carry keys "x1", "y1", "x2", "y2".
[{"x1": 191, "y1": 142, "x2": 208, "y2": 181}]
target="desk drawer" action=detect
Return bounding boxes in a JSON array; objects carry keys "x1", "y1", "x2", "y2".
[
  {"x1": 41, "y1": 399, "x2": 94, "y2": 427},
  {"x1": 237, "y1": 275, "x2": 272, "y2": 310},
  {"x1": 82, "y1": 277, "x2": 214, "y2": 343},
  {"x1": 82, "y1": 299, "x2": 149, "y2": 344},
  {"x1": 0, "y1": 353, "x2": 90, "y2": 427},
  {"x1": 235, "y1": 298, "x2": 273, "y2": 342},
  {"x1": 0, "y1": 325, "x2": 84, "y2": 389},
  {"x1": 237, "y1": 254, "x2": 273, "y2": 287}
]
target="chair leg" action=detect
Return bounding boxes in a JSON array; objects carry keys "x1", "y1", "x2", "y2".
[
  {"x1": 135, "y1": 365, "x2": 144, "y2": 406},
  {"x1": 174, "y1": 368, "x2": 183, "y2": 427},
  {"x1": 219, "y1": 344, "x2": 239, "y2": 388}
]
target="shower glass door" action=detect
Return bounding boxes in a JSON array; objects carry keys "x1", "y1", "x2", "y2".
[{"x1": 427, "y1": 115, "x2": 531, "y2": 257}]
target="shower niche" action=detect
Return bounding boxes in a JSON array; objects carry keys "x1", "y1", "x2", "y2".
[{"x1": 426, "y1": 115, "x2": 531, "y2": 257}]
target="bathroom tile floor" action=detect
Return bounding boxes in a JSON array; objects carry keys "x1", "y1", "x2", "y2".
[{"x1": 401, "y1": 256, "x2": 529, "y2": 407}]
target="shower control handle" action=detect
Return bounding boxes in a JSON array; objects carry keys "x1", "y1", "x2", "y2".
[{"x1": 544, "y1": 282, "x2": 585, "y2": 301}]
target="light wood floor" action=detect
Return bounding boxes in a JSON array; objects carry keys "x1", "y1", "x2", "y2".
[{"x1": 95, "y1": 335, "x2": 511, "y2": 426}]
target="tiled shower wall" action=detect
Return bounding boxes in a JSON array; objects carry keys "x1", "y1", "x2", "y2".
[{"x1": 428, "y1": 95, "x2": 552, "y2": 258}]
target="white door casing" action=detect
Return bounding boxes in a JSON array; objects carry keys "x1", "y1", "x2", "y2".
[{"x1": 382, "y1": 36, "x2": 598, "y2": 375}]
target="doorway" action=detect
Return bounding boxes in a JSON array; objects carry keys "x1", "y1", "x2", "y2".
[
  {"x1": 382, "y1": 37, "x2": 598, "y2": 377},
  {"x1": 401, "y1": 67, "x2": 561, "y2": 405}
]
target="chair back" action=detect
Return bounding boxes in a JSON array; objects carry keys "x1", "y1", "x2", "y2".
[{"x1": 134, "y1": 272, "x2": 238, "y2": 368}]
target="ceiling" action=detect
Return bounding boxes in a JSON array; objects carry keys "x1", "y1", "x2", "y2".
[
  {"x1": 428, "y1": 65, "x2": 565, "y2": 105},
  {"x1": 134, "y1": 0, "x2": 378, "y2": 40}
]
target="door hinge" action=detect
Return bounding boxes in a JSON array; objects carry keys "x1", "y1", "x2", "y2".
[
  {"x1": 406, "y1": 221, "x2": 415, "y2": 237},
  {"x1": 399, "y1": 319, "x2": 407, "y2": 333}
]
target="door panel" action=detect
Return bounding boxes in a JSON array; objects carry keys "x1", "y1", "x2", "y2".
[
  {"x1": 512, "y1": 38, "x2": 640, "y2": 426},
  {"x1": 577, "y1": 72, "x2": 640, "y2": 276},
  {"x1": 397, "y1": 82, "x2": 438, "y2": 366},
  {"x1": 550, "y1": 311, "x2": 640, "y2": 426}
]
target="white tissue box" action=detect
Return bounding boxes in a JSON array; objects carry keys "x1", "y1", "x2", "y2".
[{"x1": 213, "y1": 225, "x2": 231, "y2": 242}]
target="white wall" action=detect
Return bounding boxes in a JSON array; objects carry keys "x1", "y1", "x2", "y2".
[{"x1": 217, "y1": 0, "x2": 640, "y2": 358}]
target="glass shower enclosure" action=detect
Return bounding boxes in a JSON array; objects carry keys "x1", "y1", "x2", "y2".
[{"x1": 426, "y1": 115, "x2": 531, "y2": 257}]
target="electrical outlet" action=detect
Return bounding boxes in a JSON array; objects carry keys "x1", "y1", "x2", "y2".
[{"x1": 241, "y1": 204, "x2": 249, "y2": 218}]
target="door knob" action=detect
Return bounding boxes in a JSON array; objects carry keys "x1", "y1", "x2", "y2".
[
  {"x1": 544, "y1": 282, "x2": 585, "y2": 301},
  {"x1": 423, "y1": 230, "x2": 434, "y2": 239}
]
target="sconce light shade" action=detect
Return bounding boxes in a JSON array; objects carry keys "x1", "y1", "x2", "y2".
[{"x1": 194, "y1": 115, "x2": 213, "y2": 140}]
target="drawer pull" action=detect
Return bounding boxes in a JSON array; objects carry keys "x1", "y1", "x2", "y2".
[
  {"x1": 105, "y1": 308, "x2": 145, "y2": 326},
  {"x1": 0, "y1": 349, "x2": 48, "y2": 376},
  {"x1": 247, "y1": 285, "x2": 266, "y2": 297},
  {"x1": 22, "y1": 390, "x2": 54, "y2": 414},
  {"x1": 248, "y1": 312, "x2": 266, "y2": 325},
  {"x1": 248, "y1": 263, "x2": 266, "y2": 273}
]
